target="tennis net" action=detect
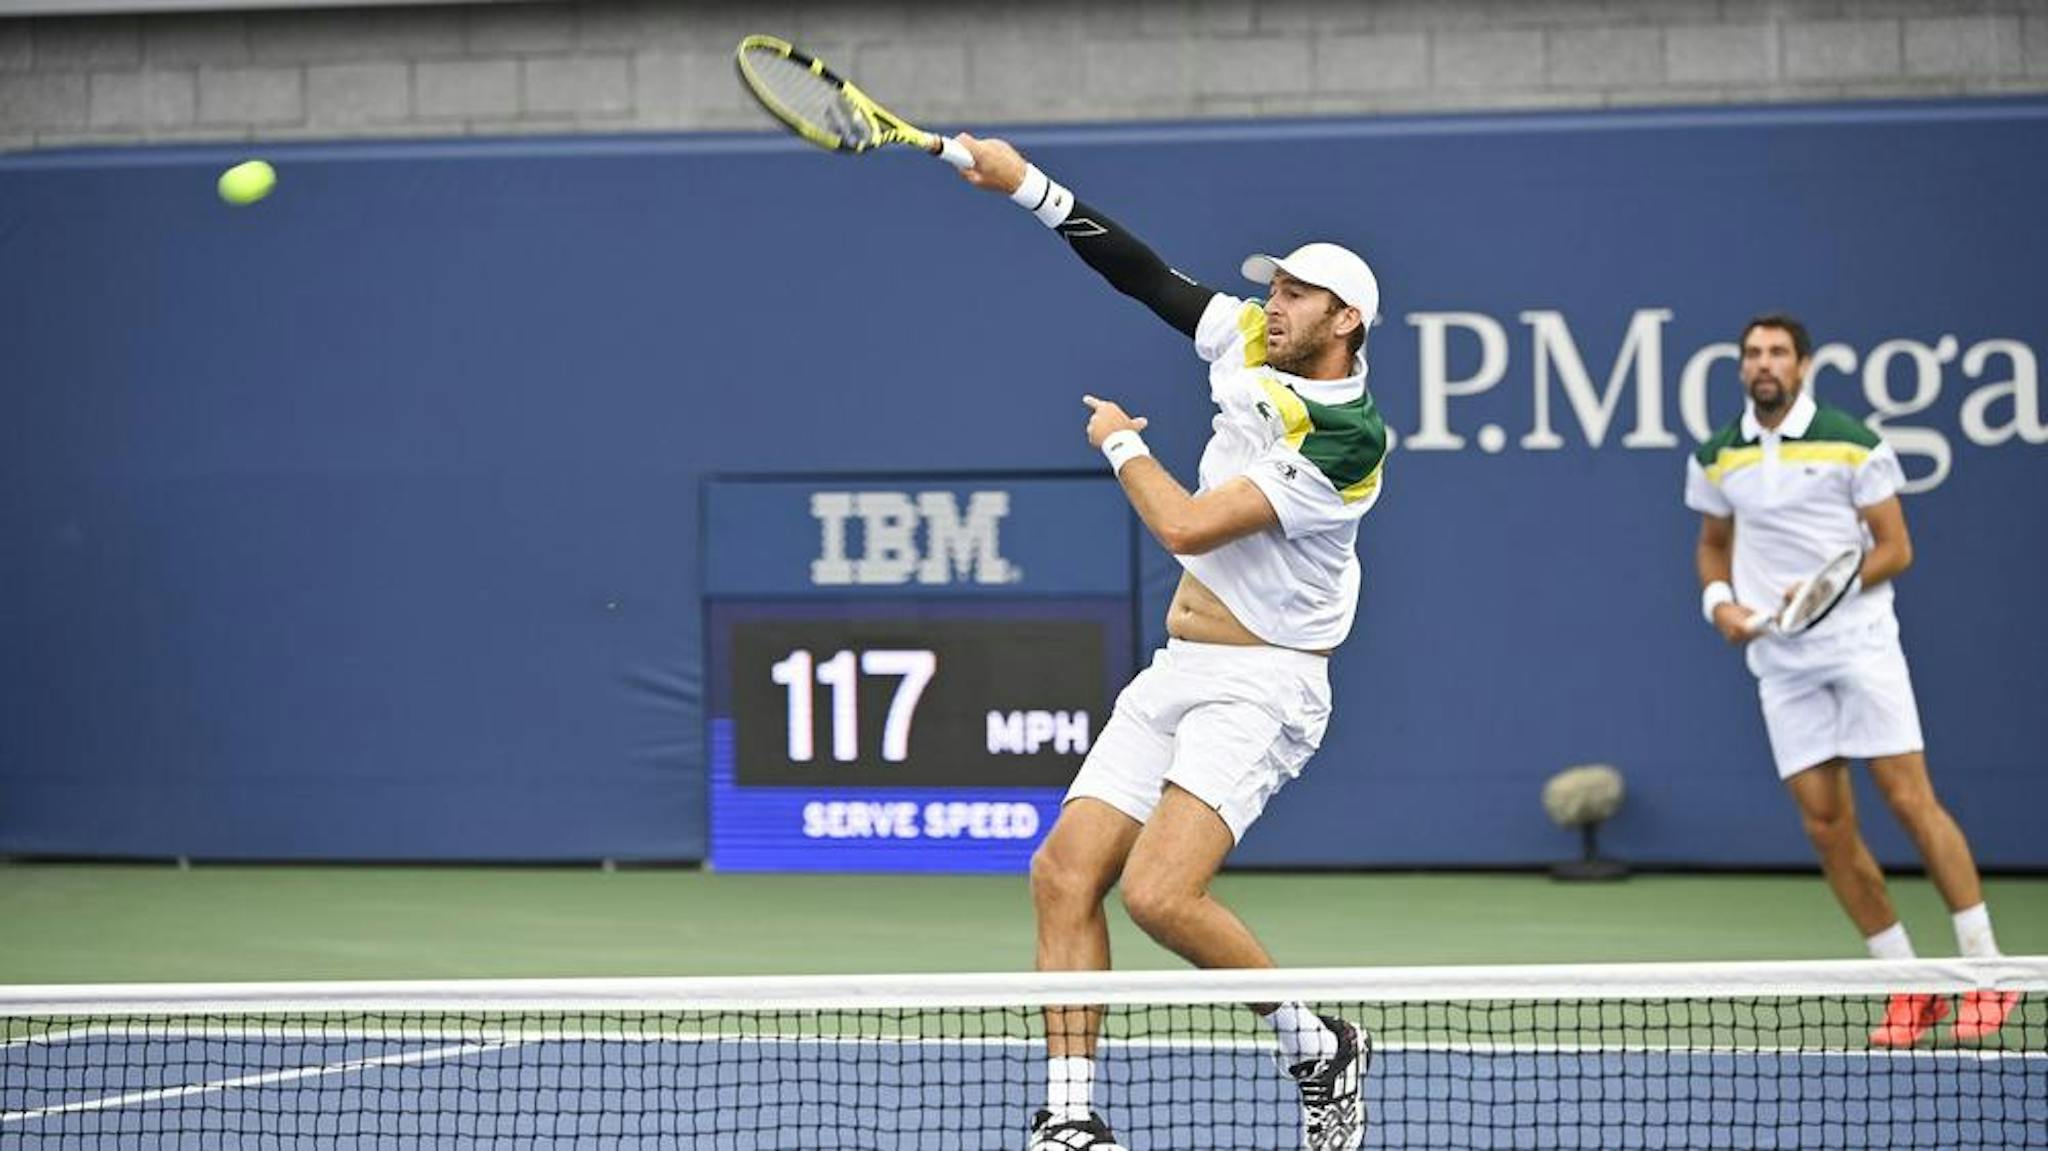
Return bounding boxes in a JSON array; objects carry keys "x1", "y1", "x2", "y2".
[{"x1": 4, "y1": 957, "x2": 2043, "y2": 1149}]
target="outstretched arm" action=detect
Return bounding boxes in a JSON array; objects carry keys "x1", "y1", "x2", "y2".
[{"x1": 954, "y1": 134, "x2": 1217, "y2": 339}]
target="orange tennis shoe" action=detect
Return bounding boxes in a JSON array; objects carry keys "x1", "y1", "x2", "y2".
[
  {"x1": 1868, "y1": 993, "x2": 1949, "y2": 1047},
  {"x1": 1950, "y1": 989, "x2": 2022, "y2": 1042}
]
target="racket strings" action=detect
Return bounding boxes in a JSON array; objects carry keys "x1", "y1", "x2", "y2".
[
  {"x1": 1792, "y1": 579, "x2": 1836, "y2": 622},
  {"x1": 743, "y1": 50, "x2": 874, "y2": 148},
  {"x1": 1785, "y1": 552, "x2": 1862, "y2": 630}
]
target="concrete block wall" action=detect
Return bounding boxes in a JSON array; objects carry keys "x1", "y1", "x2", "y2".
[{"x1": 2, "y1": 1, "x2": 2046, "y2": 152}]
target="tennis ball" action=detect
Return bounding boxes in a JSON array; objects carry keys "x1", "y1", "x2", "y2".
[{"x1": 217, "y1": 160, "x2": 276, "y2": 206}]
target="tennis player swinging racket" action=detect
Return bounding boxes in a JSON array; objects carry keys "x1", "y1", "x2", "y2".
[{"x1": 739, "y1": 37, "x2": 1382, "y2": 1151}]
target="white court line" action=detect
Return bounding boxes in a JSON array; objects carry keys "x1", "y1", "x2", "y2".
[{"x1": 0, "y1": 1038, "x2": 528, "y2": 1125}]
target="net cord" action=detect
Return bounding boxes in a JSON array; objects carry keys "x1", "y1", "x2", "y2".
[{"x1": 5, "y1": 956, "x2": 2044, "y2": 1016}]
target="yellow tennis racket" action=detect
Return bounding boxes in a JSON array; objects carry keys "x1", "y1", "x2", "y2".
[{"x1": 735, "y1": 35, "x2": 973, "y2": 170}]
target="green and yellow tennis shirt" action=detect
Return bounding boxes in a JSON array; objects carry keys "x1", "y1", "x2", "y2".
[
  {"x1": 1180, "y1": 294, "x2": 1388, "y2": 651},
  {"x1": 1685, "y1": 390, "x2": 1906, "y2": 673}
]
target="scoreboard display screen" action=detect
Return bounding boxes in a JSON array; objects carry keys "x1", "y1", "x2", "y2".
[{"x1": 704, "y1": 476, "x2": 1137, "y2": 873}]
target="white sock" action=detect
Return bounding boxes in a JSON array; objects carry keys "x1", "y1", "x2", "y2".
[
  {"x1": 1046, "y1": 1056, "x2": 1094, "y2": 1122},
  {"x1": 1865, "y1": 921, "x2": 1916, "y2": 961},
  {"x1": 1952, "y1": 903, "x2": 2001, "y2": 959},
  {"x1": 1264, "y1": 1001, "x2": 1337, "y2": 1065}
]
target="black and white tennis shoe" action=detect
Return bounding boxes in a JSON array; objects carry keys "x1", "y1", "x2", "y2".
[
  {"x1": 1284, "y1": 1014, "x2": 1370, "y2": 1151},
  {"x1": 1026, "y1": 1109, "x2": 1128, "y2": 1151}
]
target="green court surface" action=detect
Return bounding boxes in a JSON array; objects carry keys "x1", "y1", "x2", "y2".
[{"x1": 1, "y1": 863, "x2": 2042, "y2": 984}]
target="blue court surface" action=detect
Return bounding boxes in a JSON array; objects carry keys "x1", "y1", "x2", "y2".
[{"x1": 4, "y1": 1032, "x2": 2042, "y2": 1149}]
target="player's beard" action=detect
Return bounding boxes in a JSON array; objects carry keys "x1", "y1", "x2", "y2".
[
  {"x1": 1267, "y1": 310, "x2": 1339, "y2": 376},
  {"x1": 1747, "y1": 374, "x2": 1790, "y2": 416}
]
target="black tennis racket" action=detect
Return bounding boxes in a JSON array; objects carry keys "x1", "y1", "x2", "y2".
[
  {"x1": 1749, "y1": 547, "x2": 1864, "y2": 636},
  {"x1": 736, "y1": 35, "x2": 973, "y2": 170}
]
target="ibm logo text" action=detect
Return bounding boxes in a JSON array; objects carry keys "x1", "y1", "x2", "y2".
[{"x1": 809, "y1": 491, "x2": 1019, "y2": 587}]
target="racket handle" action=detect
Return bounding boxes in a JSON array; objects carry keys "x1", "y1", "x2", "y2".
[
  {"x1": 1744, "y1": 609, "x2": 1774, "y2": 636},
  {"x1": 932, "y1": 134, "x2": 974, "y2": 170}
]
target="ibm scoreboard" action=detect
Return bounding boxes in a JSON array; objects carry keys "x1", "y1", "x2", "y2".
[{"x1": 704, "y1": 476, "x2": 1138, "y2": 872}]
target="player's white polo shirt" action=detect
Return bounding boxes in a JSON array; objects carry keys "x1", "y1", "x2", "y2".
[
  {"x1": 1684, "y1": 391, "x2": 1907, "y2": 679},
  {"x1": 1685, "y1": 391, "x2": 1925, "y2": 775},
  {"x1": 1176, "y1": 294, "x2": 1389, "y2": 652}
]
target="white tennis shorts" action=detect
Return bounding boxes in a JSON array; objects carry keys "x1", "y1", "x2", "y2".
[
  {"x1": 1757, "y1": 638, "x2": 1925, "y2": 779},
  {"x1": 1065, "y1": 639, "x2": 1332, "y2": 842}
]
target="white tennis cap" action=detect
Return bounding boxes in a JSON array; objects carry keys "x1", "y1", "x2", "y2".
[{"x1": 1241, "y1": 243, "x2": 1380, "y2": 322}]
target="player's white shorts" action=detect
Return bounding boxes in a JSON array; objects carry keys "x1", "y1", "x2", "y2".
[
  {"x1": 1757, "y1": 638, "x2": 1925, "y2": 779},
  {"x1": 1065, "y1": 638, "x2": 1332, "y2": 842}
]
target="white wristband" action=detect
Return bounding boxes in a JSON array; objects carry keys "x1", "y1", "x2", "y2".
[
  {"x1": 1008, "y1": 163, "x2": 1074, "y2": 228},
  {"x1": 1701, "y1": 580, "x2": 1734, "y2": 625},
  {"x1": 1100, "y1": 429, "x2": 1151, "y2": 476}
]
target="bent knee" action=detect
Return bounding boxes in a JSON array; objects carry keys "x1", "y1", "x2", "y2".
[
  {"x1": 1119, "y1": 877, "x2": 1197, "y2": 939},
  {"x1": 1031, "y1": 842, "x2": 1115, "y2": 911},
  {"x1": 1800, "y1": 810, "x2": 1858, "y2": 852},
  {"x1": 1875, "y1": 777, "x2": 1941, "y2": 819},
  {"x1": 1884, "y1": 791, "x2": 1953, "y2": 836}
]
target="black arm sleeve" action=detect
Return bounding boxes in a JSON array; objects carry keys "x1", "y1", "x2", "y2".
[{"x1": 1057, "y1": 197, "x2": 1219, "y2": 339}]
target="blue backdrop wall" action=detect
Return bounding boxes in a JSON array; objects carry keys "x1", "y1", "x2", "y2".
[{"x1": 2, "y1": 99, "x2": 2043, "y2": 867}]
